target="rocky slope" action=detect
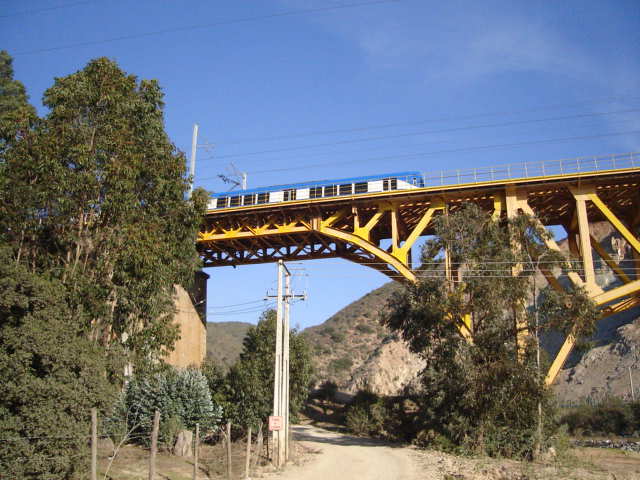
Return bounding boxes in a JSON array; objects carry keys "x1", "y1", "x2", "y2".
[{"x1": 301, "y1": 281, "x2": 424, "y2": 395}]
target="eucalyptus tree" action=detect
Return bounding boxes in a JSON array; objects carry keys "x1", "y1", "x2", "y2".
[
  {"x1": 384, "y1": 203, "x2": 597, "y2": 457},
  {"x1": 1, "y1": 57, "x2": 207, "y2": 365}
]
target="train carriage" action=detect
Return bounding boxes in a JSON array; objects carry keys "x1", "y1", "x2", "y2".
[{"x1": 207, "y1": 171, "x2": 424, "y2": 210}]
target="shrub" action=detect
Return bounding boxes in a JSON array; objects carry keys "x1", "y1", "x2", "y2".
[
  {"x1": 330, "y1": 332, "x2": 346, "y2": 343},
  {"x1": 355, "y1": 323, "x2": 374, "y2": 334},
  {"x1": 346, "y1": 405, "x2": 372, "y2": 436},
  {"x1": 560, "y1": 398, "x2": 639, "y2": 436},
  {"x1": 329, "y1": 357, "x2": 353, "y2": 373},
  {"x1": 117, "y1": 367, "x2": 223, "y2": 445}
]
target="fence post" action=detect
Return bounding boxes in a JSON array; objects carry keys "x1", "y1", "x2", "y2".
[
  {"x1": 91, "y1": 408, "x2": 98, "y2": 480},
  {"x1": 226, "y1": 422, "x2": 232, "y2": 480},
  {"x1": 149, "y1": 410, "x2": 160, "y2": 480},
  {"x1": 252, "y1": 423, "x2": 263, "y2": 470},
  {"x1": 245, "y1": 426, "x2": 252, "y2": 479},
  {"x1": 193, "y1": 423, "x2": 199, "y2": 480}
]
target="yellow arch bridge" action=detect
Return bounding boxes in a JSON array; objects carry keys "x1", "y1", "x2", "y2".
[{"x1": 198, "y1": 152, "x2": 640, "y2": 386}]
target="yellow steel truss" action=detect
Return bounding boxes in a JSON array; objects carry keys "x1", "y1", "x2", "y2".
[{"x1": 199, "y1": 168, "x2": 640, "y2": 386}]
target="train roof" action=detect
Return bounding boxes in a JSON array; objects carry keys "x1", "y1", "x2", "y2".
[{"x1": 208, "y1": 171, "x2": 422, "y2": 198}]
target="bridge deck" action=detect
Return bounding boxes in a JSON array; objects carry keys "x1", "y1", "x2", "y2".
[
  {"x1": 200, "y1": 165, "x2": 640, "y2": 264},
  {"x1": 198, "y1": 154, "x2": 640, "y2": 386}
]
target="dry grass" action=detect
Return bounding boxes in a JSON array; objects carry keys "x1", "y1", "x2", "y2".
[{"x1": 97, "y1": 436, "x2": 269, "y2": 480}]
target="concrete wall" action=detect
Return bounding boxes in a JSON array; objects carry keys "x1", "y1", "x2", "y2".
[{"x1": 166, "y1": 274, "x2": 208, "y2": 368}]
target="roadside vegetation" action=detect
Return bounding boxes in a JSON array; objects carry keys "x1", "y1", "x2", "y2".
[
  {"x1": 560, "y1": 398, "x2": 640, "y2": 437},
  {"x1": 0, "y1": 51, "x2": 208, "y2": 478}
]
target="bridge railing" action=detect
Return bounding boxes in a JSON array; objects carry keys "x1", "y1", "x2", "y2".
[{"x1": 422, "y1": 151, "x2": 639, "y2": 187}]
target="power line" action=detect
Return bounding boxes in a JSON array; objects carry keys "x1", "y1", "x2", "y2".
[
  {"x1": 207, "y1": 299, "x2": 269, "y2": 309},
  {"x1": 0, "y1": 0, "x2": 94, "y2": 19},
  {"x1": 241, "y1": 129, "x2": 640, "y2": 175},
  {"x1": 195, "y1": 115, "x2": 639, "y2": 174},
  {"x1": 14, "y1": 0, "x2": 400, "y2": 56},
  {"x1": 215, "y1": 95, "x2": 640, "y2": 145},
  {"x1": 208, "y1": 109, "x2": 640, "y2": 161}
]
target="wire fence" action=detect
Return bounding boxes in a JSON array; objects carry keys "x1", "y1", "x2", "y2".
[{"x1": 0, "y1": 411, "x2": 275, "y2": 480}]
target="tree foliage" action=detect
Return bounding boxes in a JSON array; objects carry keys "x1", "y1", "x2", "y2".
[
  {"x1": 383, "y1": 204, "x2": 598, "y2": 457},
  {"x1": 0, "y1": 53, "x2": 207, "y2": 477},
  {"x1": 0, "y1": 50, "x2": 36, "y2": 157},
  {"x1": 208, "y1": 309, "x2": 314, "y2": 429},
  {"x1": 114, "y1": 367, "x2": 223, "y2": 446},
  {"x1": 0, "y1": 248, "x2": 119, "y2": 479},
  {"x1": 0, "y1": 56, "x2": 207, "y2": 365}
]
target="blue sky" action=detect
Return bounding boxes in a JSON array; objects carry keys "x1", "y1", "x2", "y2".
[{"x1": 3, "y1": 0, "x2": 639, "y2": 328}]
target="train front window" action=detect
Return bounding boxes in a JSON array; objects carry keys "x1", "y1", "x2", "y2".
[
  {"x1": 383, "y1": 178, "x2": 398, "y2": 191},
  {"x1": 354, "y1": 182, "x2": 368, "y2": 194},
  {"x1": 283, "y1": 189, "x2": 297, "y2": 201}
]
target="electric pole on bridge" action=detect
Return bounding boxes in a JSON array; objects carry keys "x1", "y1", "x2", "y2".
[{"x1": 267, "y1": 260, "x2": 306, "y2": 468}]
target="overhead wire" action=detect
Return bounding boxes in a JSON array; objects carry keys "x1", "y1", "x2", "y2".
[
  {"x1": 206, "y1": 108, "x2": 640, "y2": 161},
  {"x1": 0, "y1": 0, "x2": 95, "y2": 19},
  {"x1": 240, "y1": 130, "x2": 640, "y2": 175},
  {"x1": 14, "y1": 0, "x2": 400, "y2": 56},
  {"x1": 196, "y1": 114, "x2": 640, "y2": 174},
  {"x1": 215, "y1": 95, "x2": 640, "y2": 145}
]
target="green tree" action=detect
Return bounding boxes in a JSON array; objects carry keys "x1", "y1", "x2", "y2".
[
  {"x1": 384, "y1": 203, "x2": 597, "y2": 458},
  {"x1": 115, "y1": 367, "x2": 223, "y2": 445},
  {"x1": 225, "y1": 309, "x2": 313, "y2": 428},
  {"x1": 0, "y1": 54, "x2": 208, "y2": 477},
  {"x1": 0, "y1": 247, "x2": 119, "y2": 479},
  {"x1": 0, "y1": 56, "x2": 207, "y2": 366},
  {"x1": 0, "y1": 50, "x2": 36, "y2": 157}
]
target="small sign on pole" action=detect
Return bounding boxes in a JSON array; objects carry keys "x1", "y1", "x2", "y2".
[{"x1": 268, "y1": 416, "x2": 283, "y2": 431}]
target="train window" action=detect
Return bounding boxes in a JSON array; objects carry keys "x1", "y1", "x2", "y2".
[
  {"x1": 310, "y1": 186, "x2": 323, "y2": 199},
  {"x1": 354, "y1": 182, "x2": 368, "y2": 194},
  {"x1": 257, "y1": 192, "x2": 269, "y2": 204},
  {"x1": 339, "y1": 183, "x2": 353, "y2": 195},
  {"x1": 324, "y1": 185, "x2": 337, "y2": 197},
  {"x1": 216, "y1": 197, "x2": 228, "y2": 208},
  {"x1": 243, "y1": 194, "x2": 255, "y2": 206},
  {"x1": 383, "y1": 178, "x2": 398, "y2": 191},
  {"x1": 283, "y1": 189, "x2": 296, "y2": 201},
  {"x1": 229, "y1": 196, "x2": 241, "y2": 207}
]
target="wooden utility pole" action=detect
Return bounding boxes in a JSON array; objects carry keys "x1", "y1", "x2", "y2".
[
  {"x1": 226, "y1": 422, "x2": 232, "y2": 480},
  {"x1": 244, "y1": 426, "x2": 252, "y2": 479},
  {"x1": 149, "y1": 410, "x2": 160, "y2": 480},
  {"x1": 193, "y1": 423, "x2": 199, "y2": 480},
  {"x1": 91, "y1": 408, "x2": 97, "y2": 480}
]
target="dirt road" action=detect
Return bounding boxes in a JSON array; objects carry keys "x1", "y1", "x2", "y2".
[{"x1": 270, "y1": 425, "x2": 431, "y2": 480}]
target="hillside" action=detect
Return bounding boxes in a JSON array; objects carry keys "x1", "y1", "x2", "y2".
[
  {"x1": 301, "y1": 281, "x2": 424, "y2": 394},
  {"x1": 205, "y1": 321, "x2": 252, "y2": 369}
]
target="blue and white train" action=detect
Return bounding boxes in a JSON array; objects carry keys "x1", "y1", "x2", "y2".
[{"x1": 208, "y1": 171, "x2": 424, "y2": 210}]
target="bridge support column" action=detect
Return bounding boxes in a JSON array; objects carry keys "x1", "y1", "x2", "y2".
[
  {"x1": 505, "y1": 186, "x2": 529, "y2": 357},
  {"x1": 572, "y1": 186, "x2": 597, "y2": 288}
]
